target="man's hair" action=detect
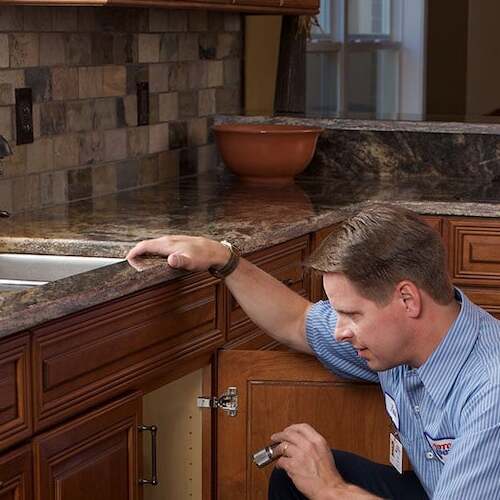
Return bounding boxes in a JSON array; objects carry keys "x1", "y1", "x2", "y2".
[{"x1": 307, "y1": 204, "x2": 454, "y2": 305}]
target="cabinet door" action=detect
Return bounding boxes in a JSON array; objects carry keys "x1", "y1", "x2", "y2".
[
  {"x1": 0, "y1": 445, "x2": 32, "y2": 500},
  {"x1": 33, "y1": 392, "x2": 142, "y2": 500},
  {"x1": 215, "y1": 350, "x2": 391, "y2": 500},
  {"x1": 0, "y1": 333, "x2": 32, "y2": 452}
]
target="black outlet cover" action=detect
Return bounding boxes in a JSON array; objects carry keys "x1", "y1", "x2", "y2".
[
  {"x1": 137, "y1": 81, "x2": 149, "y2": 126},
  {"x1": 15, "y1": 87, "x2": 34, "y2": 145}
]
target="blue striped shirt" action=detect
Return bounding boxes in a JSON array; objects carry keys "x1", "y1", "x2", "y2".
[{"x1": 306, "y1": 289, "x2": 500, "y2": 498}]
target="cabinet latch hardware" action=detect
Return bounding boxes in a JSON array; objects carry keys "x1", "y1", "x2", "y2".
[{"x1": 197, "y1": 386, "x2": 238, "y2": 416}]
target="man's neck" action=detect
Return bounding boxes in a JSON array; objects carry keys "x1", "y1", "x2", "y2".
[{"x1": 410, "y1": 298, "x2": 461, "y2": 368}]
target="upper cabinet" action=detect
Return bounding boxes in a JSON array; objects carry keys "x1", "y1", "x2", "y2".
[{"x1": 96, "y1": 0, "x2": 319, "y2": 14}]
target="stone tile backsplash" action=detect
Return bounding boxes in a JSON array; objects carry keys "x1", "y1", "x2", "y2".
[{"x1": 0, "y1": 6, "x2": 242, "y2": 214}]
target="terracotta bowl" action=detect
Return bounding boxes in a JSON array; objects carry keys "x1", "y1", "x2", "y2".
[{"x1": 213, "y1": 123, "x2": 323, "y2": 183}]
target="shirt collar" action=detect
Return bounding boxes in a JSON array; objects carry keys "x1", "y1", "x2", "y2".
[{"x1": 414, "y1": 288, "x2": 481, "y2": 408}]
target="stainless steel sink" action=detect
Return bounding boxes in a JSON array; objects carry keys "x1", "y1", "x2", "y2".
[{"x1": 0, "y1": 253, "x2": 125, "y2": 291}]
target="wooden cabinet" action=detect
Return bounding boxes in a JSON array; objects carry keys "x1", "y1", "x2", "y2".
[
  {"x1": 33, "y1": 392, "x2": 142, "y2": 500},
  {"x1": 32, "y1": 272, "x2": 224, "y2": 432},
  {"x1": 224, "y1": 236, "x2": 310, "y2": 350},
  {"x1": 0, "y1": 333, "x2": 32, "y2": 452},
  {"x1": 447, "y1": 217, "x2": 500, "y2": 318},
  {"x1": 0, "y1": 445, "x2": 33, "y2": 500}
]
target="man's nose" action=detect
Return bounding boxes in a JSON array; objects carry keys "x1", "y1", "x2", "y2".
[{"x1": 334, "y1": 317, "x2": 354, "y2": 342}]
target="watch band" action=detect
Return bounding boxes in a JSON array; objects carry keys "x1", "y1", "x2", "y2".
[{"x1": 208, "y1": 240, "x2": 241, "y2": 279}]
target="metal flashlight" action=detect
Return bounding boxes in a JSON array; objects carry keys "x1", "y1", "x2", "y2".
[{"x1": 252, "y1": 442, "x2": 282, "y2": 467}]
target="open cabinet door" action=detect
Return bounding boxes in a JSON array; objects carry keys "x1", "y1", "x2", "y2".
[{"x1": 216, "y1": 350, "x2": 391, "y2": 500}]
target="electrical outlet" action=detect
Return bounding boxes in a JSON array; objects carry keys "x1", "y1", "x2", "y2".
[
  {"x1": 15, "y1": 88, "x2": 34, "y2": 145},
  {"x1": 137, "y1": 81, "x2": 149, "y2": 126}
]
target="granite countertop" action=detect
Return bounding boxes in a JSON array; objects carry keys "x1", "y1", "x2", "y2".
[{"x1": 0, "y1": 171, "x2": 499, "y2": 338}]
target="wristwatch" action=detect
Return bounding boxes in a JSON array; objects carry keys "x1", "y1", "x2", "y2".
[{"x1": 208, "y1": 240, "x2": 241, "y2": 279}]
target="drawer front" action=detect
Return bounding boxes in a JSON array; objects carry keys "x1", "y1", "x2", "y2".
[
  {"x1": 226, "y1": 236, "x2": 310, "y2": 343},
  {"x1": 448, "y1": 219, "x2": 500, "y2": 285},
  {"x1": 0, "y1": 334, "x2": 32, "y2": 452},
  {"x1": 462, "y1": 287, "x2": 500, "y2": 319},
  {"x1": 33, "y1": 273, "x2": 224, "y2": 431},
  {"x1": 0, "y1": 445, "x2": 32, "y2": 500}
]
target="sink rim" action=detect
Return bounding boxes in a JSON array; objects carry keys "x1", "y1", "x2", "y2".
[{"x1": 0, "y1": 253, "x2": 125, "y2": 284}]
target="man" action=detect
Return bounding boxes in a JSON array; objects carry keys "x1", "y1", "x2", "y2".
[{"x1": 126, "y1": 205, "x2": 500, "y2": 499}]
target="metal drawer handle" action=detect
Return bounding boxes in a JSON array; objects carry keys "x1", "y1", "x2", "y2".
[{"x1": 138, "y1": 424, "x2": 159, "y2": 486}]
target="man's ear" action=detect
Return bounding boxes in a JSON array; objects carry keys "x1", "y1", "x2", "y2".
[{"x1": 395, "y1": 281, "x2": 421, "y2": 318}]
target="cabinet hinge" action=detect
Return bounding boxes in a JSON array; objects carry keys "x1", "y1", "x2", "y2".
[{"x1": 197, "y1": 386, "x2": 238, "y2": 416}]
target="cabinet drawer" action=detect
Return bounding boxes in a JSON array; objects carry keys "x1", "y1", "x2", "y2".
[
  {"x1": 32, "y1": 273, "x2": 224, "y2": 431},
  {"x1": 0, "y1": 445, "x2": 32, "y2": 500},
  {"x1": 226, "y1": 236, "x2": 310, "y2": 343},
  {"x1": 448, "y1": 219, "x2": 500, "y2": 285},
  {"x1": 0, "y1": 334, "x2": 32, "y2": 451}
]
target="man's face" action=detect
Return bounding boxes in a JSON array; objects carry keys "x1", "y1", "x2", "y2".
[{"x1": 323, "y1": 273, "x2": 413, "y2": 371}]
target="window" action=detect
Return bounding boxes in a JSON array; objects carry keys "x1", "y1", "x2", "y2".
[{"x1": 306, "y1": 0, "x2": 425, "y2": 120}]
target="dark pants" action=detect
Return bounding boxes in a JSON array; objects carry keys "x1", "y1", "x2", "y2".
[{"x1": 268, "y1": 450, "x2": 429, "y2": 500}]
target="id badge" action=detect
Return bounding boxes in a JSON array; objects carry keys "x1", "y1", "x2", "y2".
[{"x1": 390, "y1": 432, "x2": 403, "y2": 474}]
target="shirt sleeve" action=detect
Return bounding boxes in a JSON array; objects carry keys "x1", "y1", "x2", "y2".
[
  {"x1": 432, "y1": 382, "x2": 500, "y2": 499},
  {"x1": 305, "y1": 300, "x2": 378, "y2": 383}
]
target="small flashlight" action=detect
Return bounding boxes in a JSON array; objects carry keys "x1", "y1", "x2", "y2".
[{"x1": 252, "y1": 442, "x2": 282, "y2": 468}]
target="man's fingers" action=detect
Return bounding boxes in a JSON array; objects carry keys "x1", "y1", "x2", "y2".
[
  {"x1": 167, "y1": 253, "x2": 194, "y2": 270},
  {"x1": 126, "y1": 238, "x2": 171, "y2": 260}
]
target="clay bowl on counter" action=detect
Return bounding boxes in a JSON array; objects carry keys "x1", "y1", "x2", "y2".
[{"x1": 213, "y1": 123, "x2": 323, "y2": 184}]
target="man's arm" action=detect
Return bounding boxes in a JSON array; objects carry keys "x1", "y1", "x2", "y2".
[{"x1": 126, "y1": 235, "x2": 314, "y2": 353}]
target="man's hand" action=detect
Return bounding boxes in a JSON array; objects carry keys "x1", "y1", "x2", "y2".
[
  {"x1": 271, "y1": 423, "x2": 345, "y2": 500},
  {"x1": 126, "y1": 235, "x2": 230, "y2": 272}
]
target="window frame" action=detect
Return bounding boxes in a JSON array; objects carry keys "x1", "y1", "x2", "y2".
[{"x1": 307, "y1": 0, "x2": 403, "y2": 118}]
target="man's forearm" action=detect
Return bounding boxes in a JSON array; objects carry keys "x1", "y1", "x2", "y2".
[{"x1": 225, "y1": 258, "x2": 313, "y2": 353}]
